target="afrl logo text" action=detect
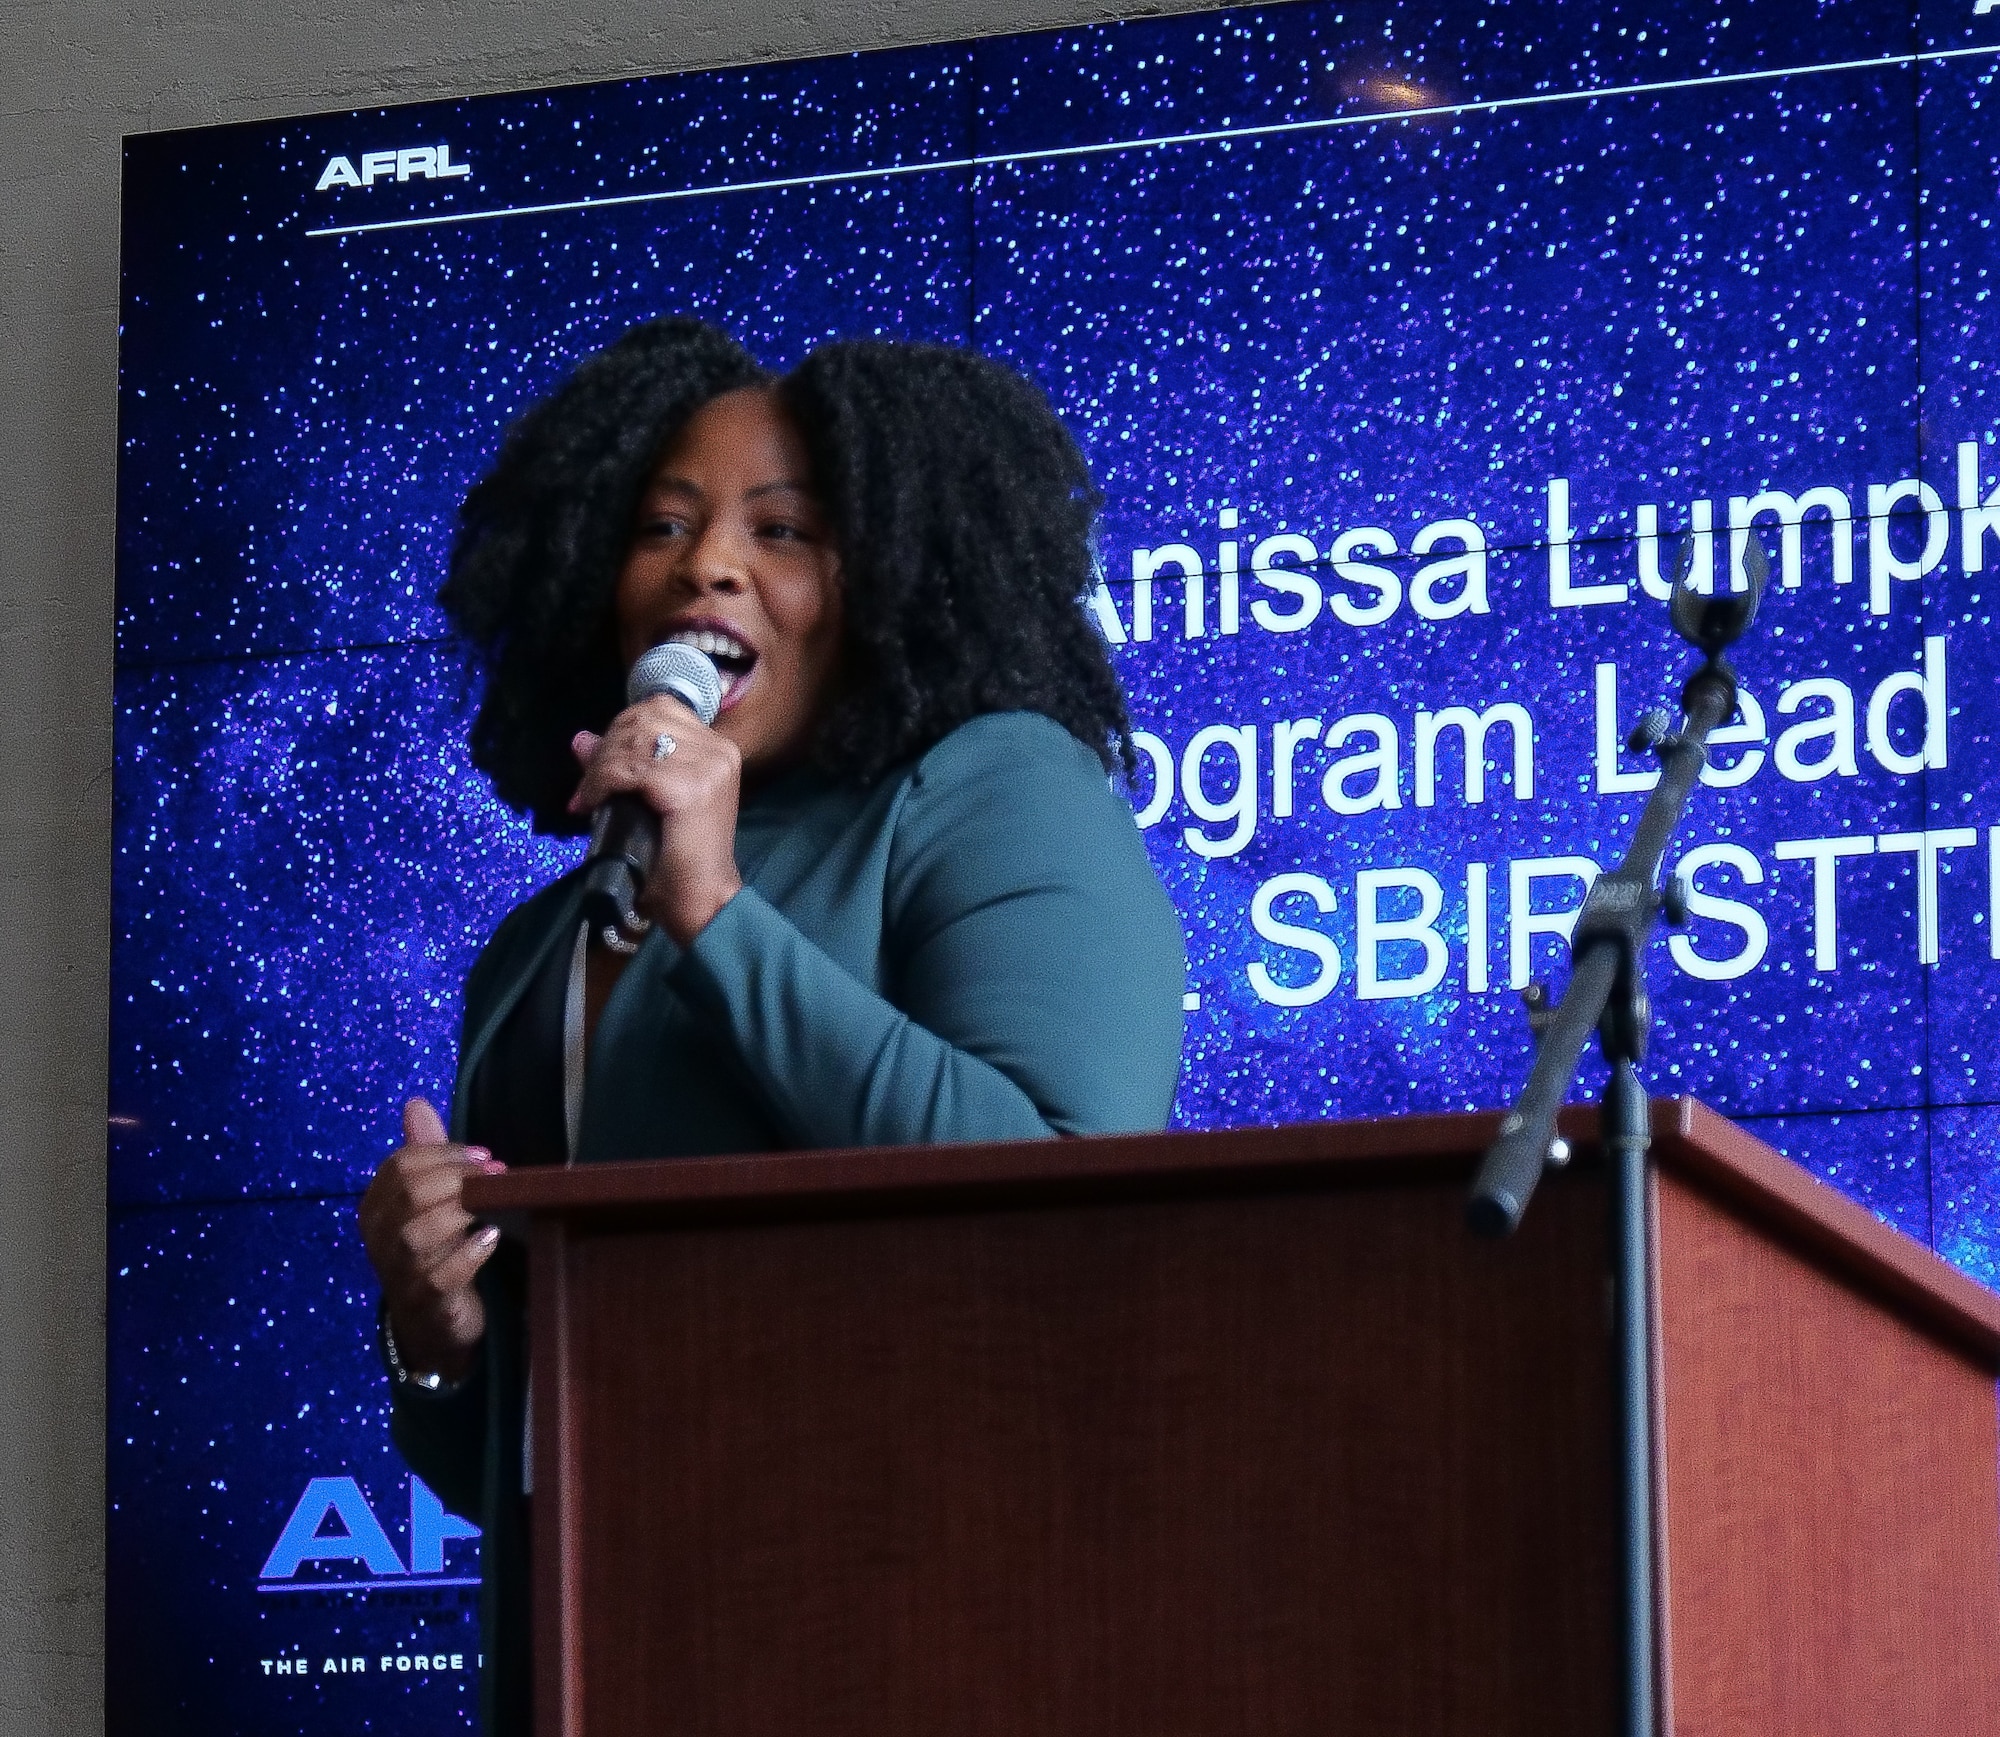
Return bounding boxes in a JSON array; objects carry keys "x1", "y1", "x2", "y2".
[
  {"x1": 315, "y1": 145, "x2": 469, "y2": 190},
  {"x1": 260, "y1": 1475, "x2": 480, "y2": 1591}
]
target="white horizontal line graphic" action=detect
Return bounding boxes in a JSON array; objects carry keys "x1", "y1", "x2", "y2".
[{"x1": 303, "y1": 42, "x2": 1998, "y2": 241}]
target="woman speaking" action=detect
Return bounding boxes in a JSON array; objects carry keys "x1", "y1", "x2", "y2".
[{"x1": 357, "y1": 317, "x2": 1186, "y2": 1733}]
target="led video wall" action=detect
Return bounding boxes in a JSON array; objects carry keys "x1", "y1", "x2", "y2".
[{"x1": 112, "y1": 0, "x2": 2000, "y2": 1727}]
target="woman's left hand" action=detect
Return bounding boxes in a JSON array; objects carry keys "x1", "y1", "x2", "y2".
[{"x1": 567, "y1": 694, "x2": 745, "y2": 945}]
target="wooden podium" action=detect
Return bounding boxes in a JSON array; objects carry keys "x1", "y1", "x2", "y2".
[{"x1": 466, "y1": 1099, "x2": 2000, "y2": 1735}]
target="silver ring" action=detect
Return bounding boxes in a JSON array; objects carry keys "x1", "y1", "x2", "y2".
[{"x1": 651, "y1": 731, "x2": 678, "y2": 761}]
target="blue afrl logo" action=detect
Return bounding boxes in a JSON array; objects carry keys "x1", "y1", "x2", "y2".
[{"x1": 259, "y1": 1476, "x2": 480, "y2": 1592}]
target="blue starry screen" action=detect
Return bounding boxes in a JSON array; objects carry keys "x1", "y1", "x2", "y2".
[{"x1": 111, "y1": 1, "x2": 2000, "y2": 1727}]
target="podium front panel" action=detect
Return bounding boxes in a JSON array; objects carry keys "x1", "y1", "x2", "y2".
[{"x1": 531, "y1": 1175, "x2": 1618, "y2": 1736}]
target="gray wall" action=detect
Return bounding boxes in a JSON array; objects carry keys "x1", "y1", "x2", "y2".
[{"x1": 0, "y1": 0, "x2": 1217, "y2": 1727}]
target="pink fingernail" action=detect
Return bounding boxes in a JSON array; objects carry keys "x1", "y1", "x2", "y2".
[{"x1": 475, "y1": 1157, "x2": 508, "y2": 1174}]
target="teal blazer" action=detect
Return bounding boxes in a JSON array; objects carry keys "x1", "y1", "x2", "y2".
[{"x1": 390, "y1": 711, "x2": 1187, "y2": 1735}]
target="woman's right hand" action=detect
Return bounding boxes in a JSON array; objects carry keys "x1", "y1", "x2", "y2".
[{"x1": 358, "y1": 1097, "x2": 504, "y2": 1388}]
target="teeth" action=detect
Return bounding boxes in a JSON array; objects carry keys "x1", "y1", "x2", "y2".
[{"x1": 668, "y1": 627, "x2": 751, "y2": 663}]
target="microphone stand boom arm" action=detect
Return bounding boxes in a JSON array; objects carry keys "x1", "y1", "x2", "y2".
[
  {"x1": 1466, "y1": 645, "x2": 1737, "y2": 1236},
  {"x1": 1466, "y1": 537, "x2": 1764, "y2": 1737}
]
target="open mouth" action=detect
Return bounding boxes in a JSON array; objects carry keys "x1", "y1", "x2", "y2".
[{"x1": 664, "y1": 625, "x2": 758, "y2": 709}]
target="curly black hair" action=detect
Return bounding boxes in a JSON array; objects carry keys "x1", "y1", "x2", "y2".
[
  {"x1": 779, "y1": 338, "x2": 1132, "y2": 788},
  {"x1": 441, "y1": 319, "x2": 1132, "y2": 833}
]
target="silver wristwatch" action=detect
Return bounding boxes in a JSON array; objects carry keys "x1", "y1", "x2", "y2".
[{"x1": 378, "y1": 1304, "x2": 462, "y2": 1395}]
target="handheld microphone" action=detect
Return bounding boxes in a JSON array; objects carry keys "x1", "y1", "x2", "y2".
[{"x1": 580, "y1": 642, "x2": 725, "y2": 945}]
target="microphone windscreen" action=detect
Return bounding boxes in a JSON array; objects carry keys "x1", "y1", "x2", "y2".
[{"x1": 626, "y1": 642, "x2": 724, "y2": 725}]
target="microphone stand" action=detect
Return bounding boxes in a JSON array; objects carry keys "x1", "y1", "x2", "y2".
[{"x1": 1467, "y1": 537, "x2": 1767, "y2": 1737}]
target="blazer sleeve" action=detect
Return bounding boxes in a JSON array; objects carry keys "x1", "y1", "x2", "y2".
[
  {"x1": 668, "y1": 711, "x2": 1186, "y2": 1145},
  {"x1": 389, "y1": 1359, "x2": 488, "y2": 1524},
  {"x1": 384, "y1": 890, "x2": 548, "y2": 1522}
]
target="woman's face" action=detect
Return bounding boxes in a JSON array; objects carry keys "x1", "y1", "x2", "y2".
[{"x1": 614, "y1": 386, "x2": 842, "y2": 779}]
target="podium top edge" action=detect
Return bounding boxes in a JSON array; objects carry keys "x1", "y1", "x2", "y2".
[
  {"x1": 1658, "y1": 1097, "x2": 2000, "y2": 1366},
  {"x1": 463, "y1": 1098, "x2": 2000, "y2": 1366},
  {"x1": 464, "y1": 1104, "x2": 1511, "y2": 1221}
]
